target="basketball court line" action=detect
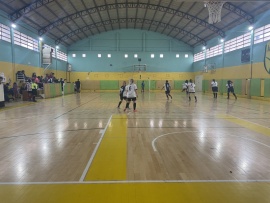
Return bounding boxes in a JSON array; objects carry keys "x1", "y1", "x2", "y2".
[
  {"x1": 79, "y1": 115, "x2": 112, "y2": 182},
  {"x1": 0, "y1": 128, "x2": 102, "y2": 140},
  {"x1": 0, "y1": 179, "x2": 270, "y2": 185},
  {"x1": 218, "y1": 114, "x2": 270, "y2": 136},
  {"x1": 152, "y1": 131, "x2": 270, "y2": 152},
  {"x1": 83, "y1": 114, "x2": 128, "y2": 181}
]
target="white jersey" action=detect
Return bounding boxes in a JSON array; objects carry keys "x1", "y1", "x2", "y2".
[
  {"x1": 123, "y1": 85, "x2": 128, "y2": 97},
  {"x1": 182, "y1": 82, "x2": 188, "y2": 89},
  {"x1": 188, "y1": 82, "x2": 196, "y2": 93},
  {"x1": 127, "y1": 83, "x2": 137, "y2": 98},
  {"x1": 211, "y1": 81, "x2": 218, "y2": 87}
]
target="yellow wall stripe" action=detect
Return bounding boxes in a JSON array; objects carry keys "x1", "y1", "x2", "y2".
[
  {"x1": 84, "y1": 114, "x2": 127, "y2": 181},
  {"x1": 1, "y1": 182, "x2": 269, "y2": 203},
  {"x1": 218, "y1": 114, "x2": 270, "y2": 137}
]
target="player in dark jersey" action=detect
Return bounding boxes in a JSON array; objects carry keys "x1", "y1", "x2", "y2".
[
  {"x1": 161, "y1": 80, "x2": 172, "y2": 100},
  {"x1": 117, "y1": 81, "x2": 126, "y2": 108},
  {"x1": 226, "y1": 80, "x2": 237, "y2": 99}
]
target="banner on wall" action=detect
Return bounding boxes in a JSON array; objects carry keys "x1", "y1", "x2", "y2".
[
  {"x1": 264, "y1": 41, "x2": 270, "y2": 74},
  {"x1": 241, "y1": 48, "x2": 250, "y2": 63}
]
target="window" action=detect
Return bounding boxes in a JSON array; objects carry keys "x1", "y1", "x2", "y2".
[
  {"x1": 0, "y1": 23, "x2": 11, "y2": 43},
  {"x1": 254, "y1": 24, "x2": 270, "y2": 44},
  {"x1": 224, "y1": 32, "x2": 250, "y2": 53},
  {"x1": 206, "y1": 44, "x2": 222, "y2": 59},
  {"x1": 193, "y1": 51, "x2": 205, "y2": 62},
  {"x1": 14, "y1": 30, "x2": 38, "y2": 51},
  {"x1": 57, "y1": 50, "x2": 67, "y2": 62}
]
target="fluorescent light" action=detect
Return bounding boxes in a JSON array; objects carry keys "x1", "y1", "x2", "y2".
[
  {"x1": 98, "y1": 54, "x2": 101, "y2": 58},
  {"x1": 248, "y1": 26, "x2": 254, "y2": 30},
  {"x1": 108, "y1": 54, "x2": 111, "y2": 58},
  {"x1": 125, "y1": 54, "x2": 128, "y2": 58},
  {"x1": 151, "y1": 54, "x2": 155, "y2": 58},
  {"x1": 160, "y1": 54, "x2": 163, "y2": 58},
  {"x1": 56, "y1": 46, "x2": 59, "y2": 49},
  {"x1": 185, "y1": 54, "x2": 188, "y2": 58},
  {"x1": 39, "y1": 37, "x2": 43, "y2": 41},
  {"x1": 11, "y1": 23, "x2": 16, "y2": 28},
  {"x1": 176, "y1": 54, "x2": 180, "y2": 58},
  {"x1": 72, "y1": 54, "x2": 76, "y2": 57},
  {"x1": 134, "y1": 54, "x2": 138, "y2": 58},
  {"x1": 202, "y1": 46, "x2": 206, "y2": 50},
  {"x1": 82, "y1": 54, "x2": 86, "y2": 58},
  {"x1": 220, "y1": 38, "x2": 224, "y2": 42}
]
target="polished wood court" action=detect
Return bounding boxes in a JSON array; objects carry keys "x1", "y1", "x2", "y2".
[{"x1": 0, "y1": 92, "x2": 270, "y2": 202}]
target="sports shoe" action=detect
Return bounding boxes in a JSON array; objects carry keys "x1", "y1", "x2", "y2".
[{"x1": 133, "y1": 110, "x2": 137, "y2": 112}]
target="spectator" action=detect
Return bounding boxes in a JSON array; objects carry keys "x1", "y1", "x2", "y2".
[
  {"x1": 75, "y1": 79, "x2": 81, "y2": 93},
  {"x1": 13, "y1": 82, "x2": 18, "y2": 99}
]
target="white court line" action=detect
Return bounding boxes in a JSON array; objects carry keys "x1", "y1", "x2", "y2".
[
  {"x1": 79, "y1": 115, "x2": 113, "y2": 182},
  {"x1": 152, "y1": 131, "x2": 198, "y2": 152},
  {"x1": 0, "y1": 179, "x2": 270, "y2": 185},
  {"x1": 152, "y1": 132, "x2": 270, "y2": 152}
]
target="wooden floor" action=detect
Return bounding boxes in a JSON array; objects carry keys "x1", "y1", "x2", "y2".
[{"x1": 0, "y1": 92, "x2": 270, "y2": 202}]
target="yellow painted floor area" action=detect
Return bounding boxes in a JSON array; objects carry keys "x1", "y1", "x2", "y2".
[
  {"x1": 1, "y1": 182, "x2": 270, "y2": 203},
  {"x1": 84, "y1": 114, "x2": 127, "y2": 181},
  {"x1": 218, "y1": 114, "x2": 270, "y2": 137}
]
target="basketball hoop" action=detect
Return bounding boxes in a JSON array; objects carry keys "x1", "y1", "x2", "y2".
[{"x1": 204, "y1": 1, "x2": 225, "y2": 24}]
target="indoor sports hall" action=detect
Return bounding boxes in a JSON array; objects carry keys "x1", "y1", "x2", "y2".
[{"x1": 0, "y1": 1, "x2": 270, "y2": 203}]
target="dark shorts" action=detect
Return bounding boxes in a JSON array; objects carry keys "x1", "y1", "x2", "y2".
[
  {"x1": 127, "y1": 97, "x2": 136, "y2": 101},
  {"x1": 212, "y1": 87, "x2": 218, "y2": 92},
  {"x1": 32, "y1": 89, "x2": 37, "y2": 96},
  {"x1": 228, "y1": 87, "x2": 234, "y2": 93},
  {"x1": 165, "y1": 91, "x2": 170, "y2": 94},
  {"x1": 123, "y1": 96, "x2": 127, "y2": 100}
]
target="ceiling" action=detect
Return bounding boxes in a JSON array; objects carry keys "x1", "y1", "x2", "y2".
[{"x1": 0, "y1": 0, "x2": 270, "y2": 47}]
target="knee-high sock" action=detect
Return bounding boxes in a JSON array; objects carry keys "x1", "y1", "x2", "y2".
[
  {"x1": 118, "y1": 101, "x2": 122, "y2": 107},
  {"x1": 133, "y1": 102, "x2": 136, "y2": 110}
]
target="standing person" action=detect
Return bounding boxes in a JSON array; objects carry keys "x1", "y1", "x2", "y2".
[
  {"x1": 26, "y1": 79, "x2": 32, "y2": 101},
  {"x1": 75, "y1": 79, "x2": 81, "y2": 93},
  {"x1": 117, "y1": 81, "x2": 126, "y2": 108},
  {"x1": 13, "y1": 82, "x2": 18, "y2": 99},
  {"x1": 181, "y1": 80, "x2": 189, "y2": 94},
  {"x1": 226, "y1": 80, "x2": 237, "y2": 99},
  {"x1": 141, "y1": 81, "x2": 145, "y2": 93},
  {"x1": 31, "y1": 79, "x2": 38, "y2": 102},
  {"x1": 124, "y1": 79, "x2": 138, "y2": 112},
  {"x1": 161, "y1": 80, "x2": 172, "y2": 100},
  {"x1": 211, "y1": 79, "x2": 218, "y2": 98},
  {"x1": 188, "y1": 79, "x2": 197, "y2": 102}
]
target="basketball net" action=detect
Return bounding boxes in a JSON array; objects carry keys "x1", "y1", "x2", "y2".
[{"x1": 205, "y1": 1, "x2": 225, "y2": 24}]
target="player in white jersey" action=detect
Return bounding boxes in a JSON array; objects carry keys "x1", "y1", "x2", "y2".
[
  {"x1": 188, "y1": 79, "x2": 197, "y2": 102},
  {"x1": 161, "y1": 80, "x2": 172, "y2": 100},
  {"x1": 211, "y1": 79, "x2": 218, "y2": 98},
  {"x1": 181, "y1": 80, "x2": 189, "y2": 94},
  {"x1": 124, "y1": 79, "x2": 138, "y2": 112}
]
